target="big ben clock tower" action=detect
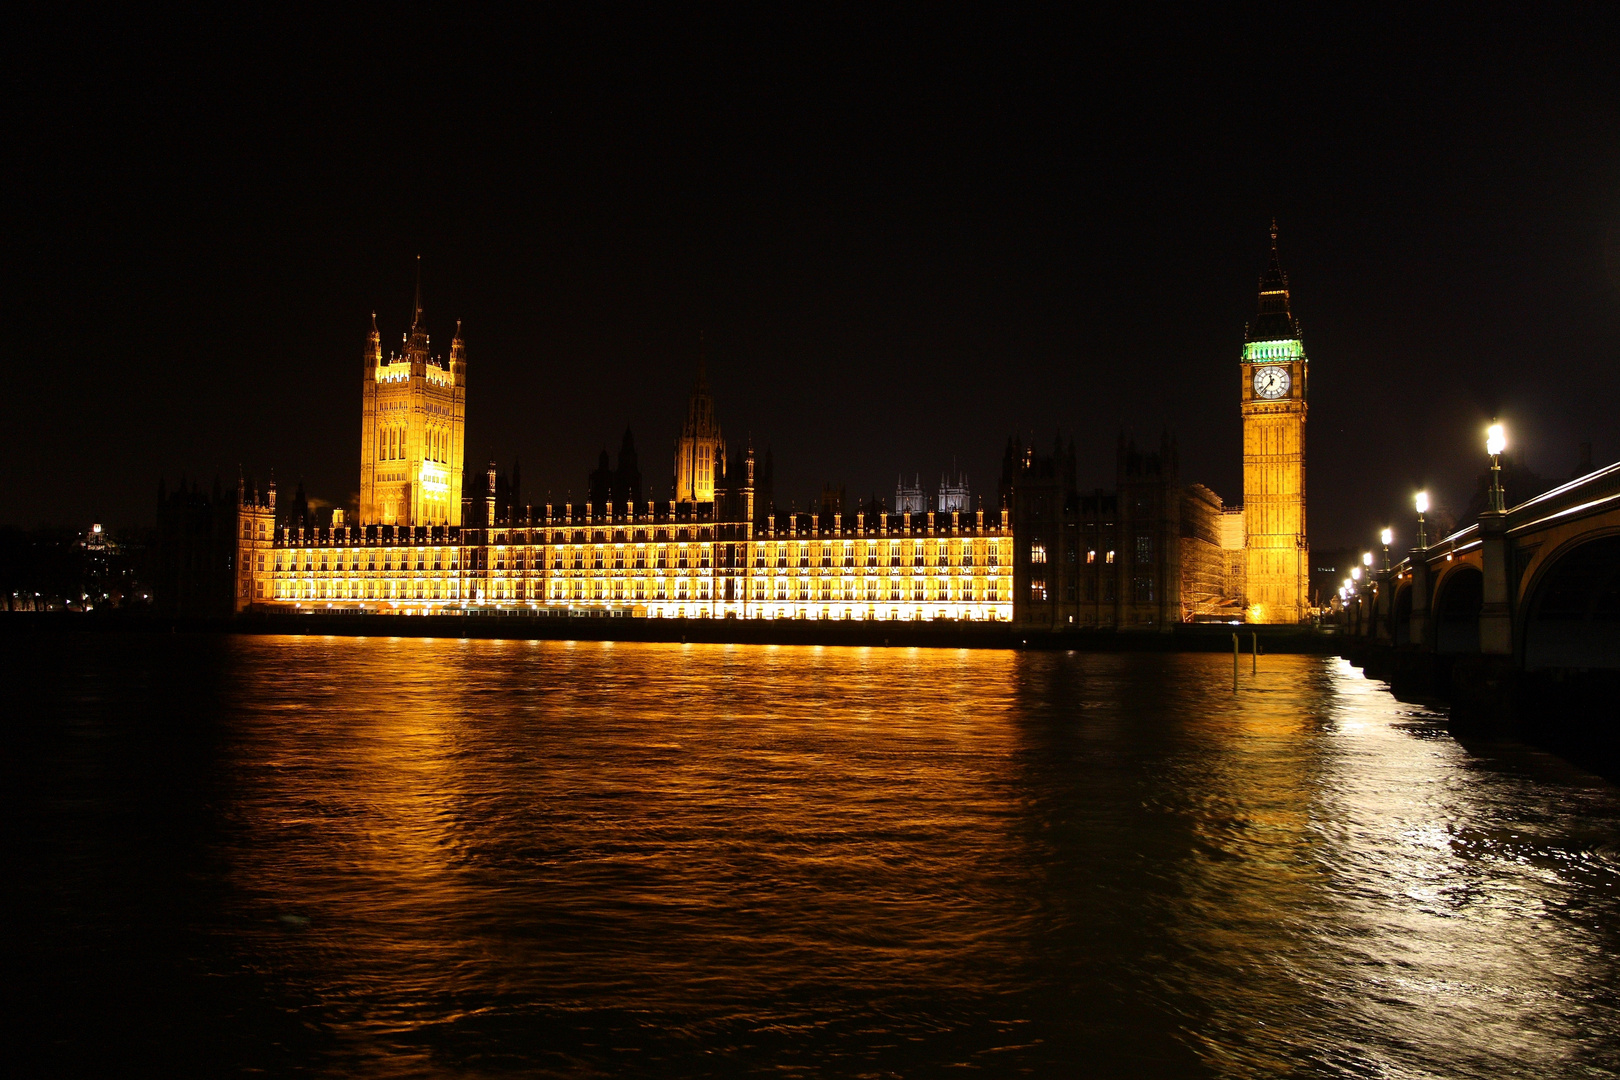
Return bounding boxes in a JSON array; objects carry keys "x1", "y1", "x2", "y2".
[{"x1": 1240, "y1": 223, "x2": 1309, "y2": 623}]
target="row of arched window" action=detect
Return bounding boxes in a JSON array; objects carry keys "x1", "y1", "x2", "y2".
[{"x1": 378, "y1": 425, "x2": 455, "y2": 463}]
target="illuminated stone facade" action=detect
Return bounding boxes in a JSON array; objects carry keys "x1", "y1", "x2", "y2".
[
  {"x1": 244, "y1": 504, "x2": 1011, "y2": 621},
  {"x1": 673, "y1": 363, "x2": 725, "y2": 505},
  {"x1": 359, "y1": 274, "x2": 467, "y2": 527},
  {"x1": 1240, "y1": 225, "x2": 1309, "y2": 623},
  {"x1": 238, "y1": 352, "x2": 1013, "y2": 621}
]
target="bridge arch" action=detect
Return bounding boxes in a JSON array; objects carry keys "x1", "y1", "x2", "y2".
[
  {"x1": 1434, "y1": 565, "x2": 1484, "y2": 654},
  {"x1": 1392, "y1": 583, "x2": 1413, "y2": 646},
  {"x1": 1521, "y1": 533, "x2": 1620, "y2": 671}
]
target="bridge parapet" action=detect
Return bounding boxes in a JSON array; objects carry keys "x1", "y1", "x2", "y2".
[
  {"x1": 1387, "y1": 459, "x2": 1620, "y2": 587},
  {"x1": 1504, "y1": 459, "x2": 1620, "y2": 535}
]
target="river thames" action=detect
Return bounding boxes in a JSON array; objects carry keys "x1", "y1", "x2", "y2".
[{"x1": 6, "y1": 632, "x2": 1620, "y2": 1077}]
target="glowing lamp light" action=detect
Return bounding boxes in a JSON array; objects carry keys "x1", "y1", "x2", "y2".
[
  {"x1": 1362, "y1": 551, "x2": 1374, "y2": 568},
  {"x1": 1486, "y1": 422, "x2": 1506, "y2": 457},
  {"x1": 1415, "y1": 491, "x2": 1430, "y2": 515},
  {"x1": 1351, "y1": 566, "x2": 1362, "y2": 582},
  {"x1": 1380, "y1": 528, "x2": 1393, "y2": 546}
]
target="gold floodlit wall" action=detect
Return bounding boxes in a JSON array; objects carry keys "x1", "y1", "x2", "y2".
[
  {"x1": 1239, "y1": 226, "x2": 1309, "y2": 623},
  {"x1": 359, "y1": 285, "x2": 467, "y2": 528},
  {"x1": 246, "y1": 507, "x2": 1013, "y2": 622}
]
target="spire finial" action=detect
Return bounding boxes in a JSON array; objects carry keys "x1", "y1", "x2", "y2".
[
  {"x1": 412, "y1": 256, "x2": 423, "y2": 328},
  {"x1": 1270, "y1": 217, "x2": 1278, "y2": 249}
]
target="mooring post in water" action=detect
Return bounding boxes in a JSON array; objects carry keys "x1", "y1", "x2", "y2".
[
  {"x1": 1252, "y1": 632, "x2": 1258, "y2": 675},
  {"x1": 1233, "y1": 633, "x2": 1239, "y2": 691}
]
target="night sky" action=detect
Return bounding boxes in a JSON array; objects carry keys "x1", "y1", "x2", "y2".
[{"x1": 8, "y1": 9, "x2": 1618, "y2": 549}]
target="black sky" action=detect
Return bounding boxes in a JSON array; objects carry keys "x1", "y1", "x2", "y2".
[{"x1": 6, "y1": 7, "x2": 1618, "y2": 548}]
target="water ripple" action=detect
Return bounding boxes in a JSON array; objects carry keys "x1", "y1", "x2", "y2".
[{"x1": 5, "y1": 636, "x2": 1619, "y2": 1078}]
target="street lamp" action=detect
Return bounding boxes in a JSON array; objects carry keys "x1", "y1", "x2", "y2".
[
  {"x1": 1487, "y1": 421, "x2": 1507, "y2": 513},
  {"x1": 1414, "y1": 491, "x2": 1429, "y2": 549},
  {"x1": 1351, "y1": 566, "x2": 1362, "y2": 582},
  {"x1": 1380, "y1": 527, "x2": 1393, "y2": 570}
]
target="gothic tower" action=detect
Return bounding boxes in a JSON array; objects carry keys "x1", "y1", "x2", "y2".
[
  {"x1": 359, "y1": 262, "x2": 467, "y2": 526},
  {"x1": 673, "y1": 357, "x2": 725, "y2": 504},
  {"x1": 1240, "y1": 223, "x2": 1309, "y2": 623}
]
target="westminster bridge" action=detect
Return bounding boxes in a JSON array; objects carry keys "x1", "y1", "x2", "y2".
[{"x1": 1341, "y1": 456, "x2": 1620, "y2": 761}]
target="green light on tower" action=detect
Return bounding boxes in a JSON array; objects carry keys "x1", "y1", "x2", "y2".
[{"x1": 1242, "y1": 339, "x2": 1305, "y2": 362}]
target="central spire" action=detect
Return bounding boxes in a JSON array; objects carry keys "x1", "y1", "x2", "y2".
[{"x1": 1247, "y1": 221, "x2": 1299, "y2": 343}]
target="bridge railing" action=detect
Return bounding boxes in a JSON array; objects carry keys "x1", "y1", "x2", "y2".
[
  {"x1": 1387, "y1": 459, "x2": 1620, "y2": 578},
  {"x1": 1503, "y1": 459, "x2": 1620, "y2": 536}
]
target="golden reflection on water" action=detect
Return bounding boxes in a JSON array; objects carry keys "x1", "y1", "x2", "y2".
[{"x1": 200, "y1": 637, "x2": 1620, "y2": 1078}]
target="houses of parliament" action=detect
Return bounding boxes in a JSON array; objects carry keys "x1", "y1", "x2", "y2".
[{"x1": 216, "y1": 229, "x2": 1311, "y2": 627}]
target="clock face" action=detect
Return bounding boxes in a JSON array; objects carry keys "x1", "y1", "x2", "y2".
[{"x1": 1252, "y1": 365, "x2": 1291, "y2": 399}]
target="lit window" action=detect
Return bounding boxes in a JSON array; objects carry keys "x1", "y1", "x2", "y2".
[
  {"x1": 1031, "y1": 543, "x2": 1047, "y2": 565},
  {"x1": 1105, "y1": 550, "x2": 1115, "y2": 565}
]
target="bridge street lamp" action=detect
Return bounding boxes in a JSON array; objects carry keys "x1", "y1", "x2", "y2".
[
  {"x1": 1380, "y1": 528, "x2": 1393, "y2": 571},
  {"x1": 1487, "y1": 421, "x2": 1507, "y2": 513},
  {"x1": 1414, "y1": 491, "x2": 1429, "y2": 549}
]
